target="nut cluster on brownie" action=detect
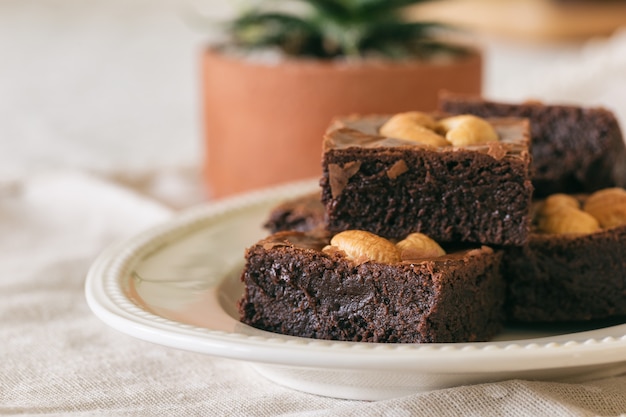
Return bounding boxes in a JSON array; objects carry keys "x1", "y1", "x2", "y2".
[
  {"x1": 535, "y1": 188, "x2": 626, "y2": 235},
  {"x1": 322, "y1": 230, "x2": 446, "y2": 264},
  {"x1": 378, "y1": 111, "x2": 499, "y2": 148}
]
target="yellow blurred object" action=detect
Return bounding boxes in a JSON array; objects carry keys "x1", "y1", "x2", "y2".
[{"x1": 409, "y1": 0, "x2": 626, "y2": 41}]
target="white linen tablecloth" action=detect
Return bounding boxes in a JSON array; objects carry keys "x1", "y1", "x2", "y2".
[{"x1": 2, "y1": 170, "x2": 626, "y2": 416}]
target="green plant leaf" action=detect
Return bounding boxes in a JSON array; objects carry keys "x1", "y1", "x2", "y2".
[
  {"x1": 293, "y1": 0, "x2": 353, "y2": 19},
  {"x1": 367, "y1": 21, "x2": 446, "y2": 40},
  {"x1": 356, "y1": 0, "x2": 437, "y2": 13},
  {"x1": 229, "y1": 11, "x2": 320, "y2": 53}
]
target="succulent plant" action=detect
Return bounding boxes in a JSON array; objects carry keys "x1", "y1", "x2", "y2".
[{"x1": 221, "y1": 0, "x2": 467, "y2": 60}]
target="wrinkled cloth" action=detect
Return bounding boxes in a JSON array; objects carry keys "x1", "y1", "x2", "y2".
[{"x1": 1, "y1": 171, "x2": 626, "y2": 417}]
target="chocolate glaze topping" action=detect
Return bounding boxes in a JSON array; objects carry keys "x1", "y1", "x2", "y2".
[{"x1": 324, "y1": 114, "x2": 530, "y2": 160}]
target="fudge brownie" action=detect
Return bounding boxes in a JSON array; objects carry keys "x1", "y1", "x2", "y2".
[
  {"x1": 238, "y1": 230, "x2": 505, "y2": 343},
  {"x1": 439, "y1": 92, "x2": 626, "y2": 197},
  {"x1": 503, "y1": 188, "x2": 626, "y2": 322},
  {"x1": 320, "y1": 114, "x2": 533, "y2": 246},
  {"x1": 264, "y1": 191, "x2": 326, "y2": 233}
]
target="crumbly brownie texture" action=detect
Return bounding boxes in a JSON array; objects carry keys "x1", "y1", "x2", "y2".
[
  {"x1": 504, "y1": 226, "x2": 626, "y2": 322},
  {"x1": 238, "y1": 231, "x2": 505, "y2": 343},
  {"x1": 264, "y1": 191, "x2": 326, "y2": 233},
  {"x1": 439, "y1": 92, "x2": 626, "y2": 197},
  {"x1": 503, "y1": 190, "x2": 626, "y2": 322},
  {"x1": 320, "y1": 115, "x2": 533, "y2": 246}
]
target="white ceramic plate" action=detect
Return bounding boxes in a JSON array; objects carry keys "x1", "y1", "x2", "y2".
[{"x1": 85, "y1": 179, "x2": 626, "y2": 401}]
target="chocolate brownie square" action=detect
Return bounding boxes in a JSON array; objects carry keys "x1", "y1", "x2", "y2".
[
  {"x1": 238, "y1": 230, "x2": 505, "y2": 343},
  {"x1": 439, "y1": 92, "x2": 626, "y2": 197},
  {"x1": 503, "y1": 188, "x2": 626, "y2": 322},
  {"x1": 264, "y1": 191, "x2": 325, "y2": 233},
  {"x1": 320, "y1": 113, "x2": 533, "y2": 246}
]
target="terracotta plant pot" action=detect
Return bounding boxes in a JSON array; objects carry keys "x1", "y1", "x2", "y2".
[{"x1": 201, "y1": 48, "x2": 482, "y2": 199}]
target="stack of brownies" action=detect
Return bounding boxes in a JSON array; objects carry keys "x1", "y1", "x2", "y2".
[{"x1": 237, "y1": 92, "x2": 626, "y2": 343}]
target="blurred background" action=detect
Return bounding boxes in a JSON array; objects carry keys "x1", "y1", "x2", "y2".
[{"x1": 2, "y1": 0, "x2": 626, "y2": 207}]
